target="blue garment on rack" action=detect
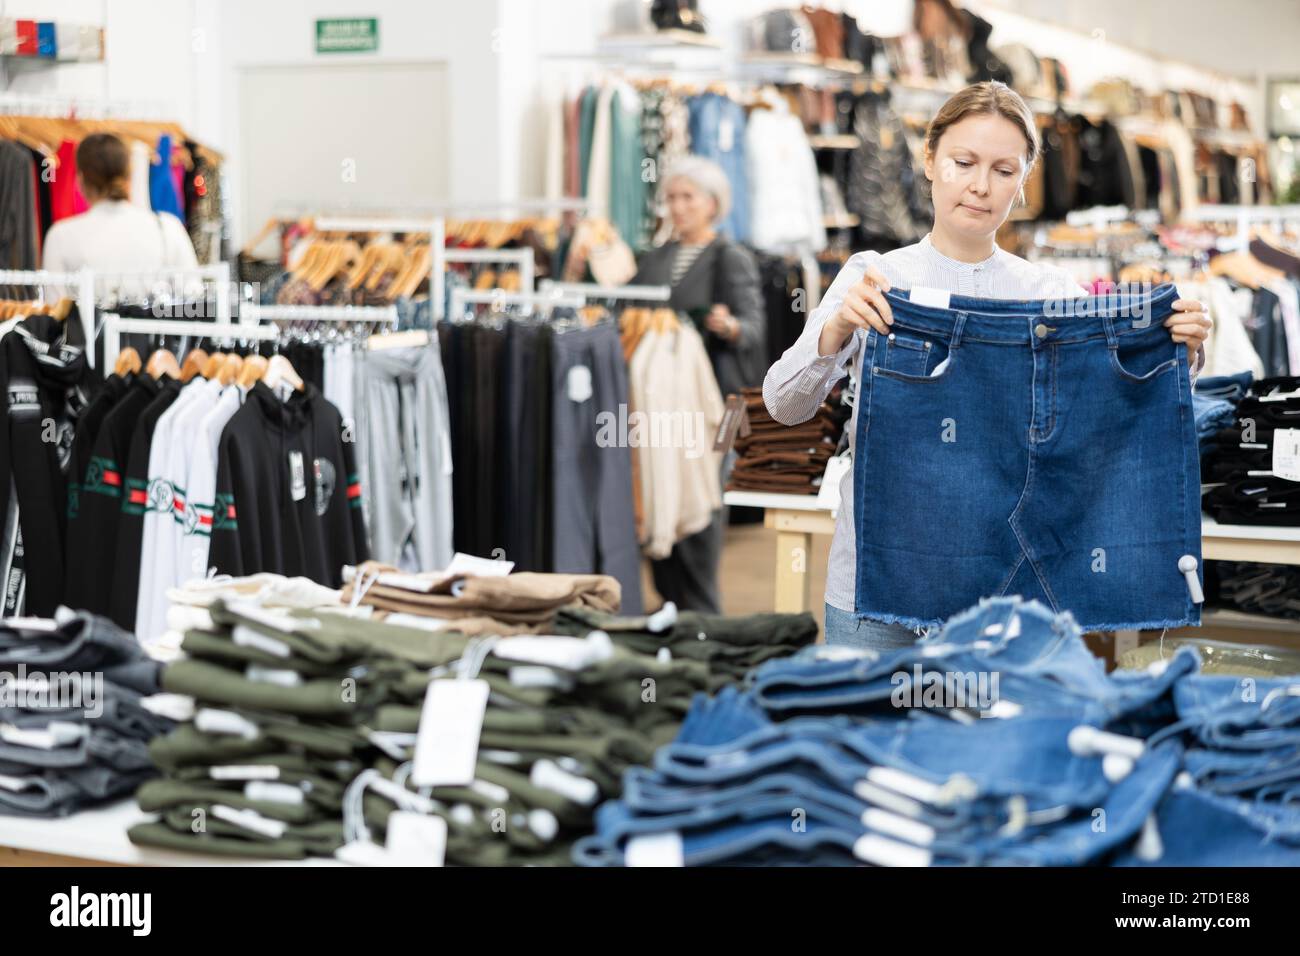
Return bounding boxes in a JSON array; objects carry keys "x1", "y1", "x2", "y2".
[
  {"x1": 149, "y1": 135, "x2": 184, "y2": 220},
  {"x1": 687, "y1": 93, "x2": 751, "y2": 244}
]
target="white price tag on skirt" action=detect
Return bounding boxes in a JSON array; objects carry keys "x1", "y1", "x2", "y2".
[
  {"x1": 816, "y1": 455, "x2": 852, "y2": 513},
  {"x1": 411, "y1": 678, "x2": 489, "y2": 788},
  {"x1": 1274, "y1": 429, "x2": 1300, "y2": 482}
]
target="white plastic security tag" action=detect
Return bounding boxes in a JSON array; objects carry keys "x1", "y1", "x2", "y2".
[
  {"x1": 209, "y1": 765, "x2": 280, "y2": 781},
  {"x1": 231, "y1": 626, "x2": 292, "y2": 659},
  {"x1": 908, "y1": 286, "x2": 951, "y2": 310},
  {"x1": 816, "y1": 454, "x2": 852, "y2": 512},
  {"x1": 1067, "y1": 725, "x2": 1145, "y2": 759},
  {"x1": 625, "y1": 831, "x2": 684, "y2": 867},
  {"x1": 245, "y1": 781, "x2": 305, "y2": 805},
  {"x1": 861, "y1": 808, "x2": 937, "y2": 846},
  {"x1": 195, "y1": 708, "x2": 260, "y2": 739},
  {"x1": 1179, "y1": 555, "x2": 1204, "y2": 604},
  {"x1": 385, "y1": 811, "x2": 447, "y2": 866},
  {"x1": 853, "y1": 833, "x2": 933, "y2": 866},
  {"x1": 645, "y1": 601, "x2": 677, "y2": 633},
  {"x1": 531, "y1": 758, "x2": 600, "y2": 806},
  {"x1": 212, "y1": 805, "x2": 286, "y2": 839},
  {"x1": 411, "y1": 678, "x2": 490, "y2": 788},
  {"x1": 1273, "y1": 429, "x2": 1300, "y2": 482}
]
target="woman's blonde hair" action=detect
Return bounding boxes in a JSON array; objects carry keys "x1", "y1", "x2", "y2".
[{"x1": 925, "y1": 81, "x2": 1040, "y2": 173}]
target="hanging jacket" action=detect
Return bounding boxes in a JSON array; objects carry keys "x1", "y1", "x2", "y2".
[
  {"x1": 65, "y1": 374, "x2": 162, "y2": 616},
  {"x1": 0, "y1": 314, "x2": 95, "y2": 616},
  {"x1": 210, "y1": 382, "x2": 367, "y2": 586}
]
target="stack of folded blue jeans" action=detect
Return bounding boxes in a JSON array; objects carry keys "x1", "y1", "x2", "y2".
[
  {"x1": 1192, "y1": 370, "x2": 1253, "y2": 450},
  {"x1": 0, "y1": 610, "x2": 174, "y2": 817},
  {"x1": 575, "y1": 596, "x2": 1300, "y2": 866}
]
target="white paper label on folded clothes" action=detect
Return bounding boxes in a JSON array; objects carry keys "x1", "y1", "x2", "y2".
[
  {"x1": 0, "y1": 773, "x2": 34, "y2": 792},
  {"x1": 141, "y1": 693, "x2": 196, "y2": 723},
  {"x1": 445, "y1": 552, "x2": 515, "y2": 577},
  {"x1": 1260, "y1": 387, "x2": 1300, "y2": 402},
  {"x1": 209, "y1": 764, "x2": 280, "y2": 781},
  {"x1": 385, "y1": 811, "x2": 447, "y2": 866},
  {"x1": 480, "y1": 748, "x2": 524, "y2": 765},
  {"x1": 908, "y1": 286, "x2": 951, "y2": 311},
  {"x1": 508, "y1": 666, "x2": 575, "y2": 691},
  {"x1": 492, "y1": 633, "x2": 614, "y2": 671},
  {"x1": 861, "y1": 808, "x2": 937, "y2": 846},
  {"x1": 212, "y1": 804, "x2": 286, "y2": 839},
  {"x1": 3, "y1": 616, "x2": 58, "y2": 632},
  {"x1": 853, "y1": 833, "x2": 932, "y2": 867},
  {"x1": 929, "y1": 356, "x2": 950, "y2": 377},
  {"x1": 469, "y1": 779, "x2": 510, "y2": 803},
  {"x1": 816, "y1": 454, "x2": 852, "y2": 512},
  {"x1": 1273, "y1": 429, "x2": 1300, "y2": 482},
  {"x1": 383, "y1": 612, "x2": 459, "y2": 632},
  {"x1": 195, "y1": 708, "x2": 260, "y2": 740},
  {"x1": 0, "y1": 721, "x2": 84, "y2": 749},
  {"x1": 531, "y1": 759, "x2": 600, "y2": 806},
  {"x1": 231, "y1": 625, "x2": 292, "y2": 659},
  {"x1": 567, "y1": 364, "x2": 593, "y2": 403},
  {"x1": 245, "y1": 664, "x2": 303, "y2": 687},
  {"x1": 245, "y1": 781, "x2": 305, "y2": 805},
  {"x1": 625, "y1": 831, "x2": 684, "y2": 867},
  {"x1": 865, "y1": 766, "x2": 947, "y2": 804},
  {"x1": 411, "y1": 678, "x2": 490, "y2": 788},
  {"x1": 288, "y1": 450, "x2": 307, "y2": 501}
]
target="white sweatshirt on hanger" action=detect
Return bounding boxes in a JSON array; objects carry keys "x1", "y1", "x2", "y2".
[{"x1": 177, "y1": 384, "x2": 246, "y2": 598}]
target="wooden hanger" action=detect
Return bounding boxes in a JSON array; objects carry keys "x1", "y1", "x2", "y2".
[
  {"x1": 145, "y1": 348, "x2": 181, "y2": 380},
  {"x1": 201, "y1": 352, "x2": 226, "y2": 379},
  {"x1": 262, "y1": 354, "x2": 304, "y2": 392},
  {"x1": 180, "y1": 348, "x2": 210, "y2": 382},
  {"x1": 218, "y1": 353, "x2": 244, "y2": 387},
  {"x1": 114, "y1": 346, "x2": 142, "y2": 377},
  {"x1": 237, "y1": 354, "x2": 269, "y2": 388}
]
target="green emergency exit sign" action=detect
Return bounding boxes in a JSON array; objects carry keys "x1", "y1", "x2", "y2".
[{"x1": 316, "y1": 18, "x2": 378, "y2": 54}]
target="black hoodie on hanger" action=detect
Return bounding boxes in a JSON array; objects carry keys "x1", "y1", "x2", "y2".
[
  {"x1": 209, "y1": 381, "x2": 367, "y2": 586},
  {"x1": 0, "y1": 314, "x2": 95, "y2": 616}
]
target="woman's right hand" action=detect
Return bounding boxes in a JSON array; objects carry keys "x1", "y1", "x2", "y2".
[{"x1": 819, "y1": 266, "x2": 894, "y2": 355}]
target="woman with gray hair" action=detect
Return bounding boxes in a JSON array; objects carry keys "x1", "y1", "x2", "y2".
[{"x1": 631, "y1": 155, "x2": 766, "y2": 613}]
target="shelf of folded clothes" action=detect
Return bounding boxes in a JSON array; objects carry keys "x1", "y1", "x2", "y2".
[
  {"x1": 726, "y1": 386, "x2": 848, "y2": 496},
  {"x1": 1199, "y1": 374, "x2": 1300, "y2": 527},
  {"x1": 127, "y1": 569, "x2": 816, "y2": 864},
  {"x1": 577, "y1": 595, "x2": 1300, "y2": 867}
]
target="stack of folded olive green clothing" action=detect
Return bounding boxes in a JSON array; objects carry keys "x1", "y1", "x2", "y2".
[
  {"x1": 128, "y1": 598, "x2": 714, "y2": 864},
  {"x1": 554, "y1": 605, "x2": 819, "y2": 690}
]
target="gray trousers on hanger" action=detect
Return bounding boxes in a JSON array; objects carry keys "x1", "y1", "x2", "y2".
[
  {"x1": 550, "y1": 324, "x2": 644, "y2": 615},
  {"x1": 353, "y1": 343, "x2": 454, "y2": 572}
]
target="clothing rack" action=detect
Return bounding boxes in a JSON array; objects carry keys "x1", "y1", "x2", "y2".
[
  {"x1": 0, "y1": 268, "x2": 96, "y2": 358},
  {"x1": 309, "y1": 216, "x2": 446, "y2": 322},
  {"x1": 90, "y1": 263, "x2": 234, "y2": 334},
  {"x1": 444, "y1": 247, "x2": 537, "y2": 293},
  {"x1": 1186, "y1": 205, "x2": 1300, "y2": 252},
  {"x1": 448, "y1": 288, "x2": 585, "y2": 321},
  {"x1": 99, "y1": 314, "x2": 280, "y2": 375},
  {"x1": 539, "y1": 280, "x2": 672, "y2": 302},
  {"x1": 243, "y1": 304, "x2": 399, "y2": 326}
]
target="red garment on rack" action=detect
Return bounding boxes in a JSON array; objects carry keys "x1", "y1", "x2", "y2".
[{"x1": 50, "y1": 139, "x2": 89, "y2": 222}]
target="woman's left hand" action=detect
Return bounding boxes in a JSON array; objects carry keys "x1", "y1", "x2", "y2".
[
  {"x1": 1165, "y1": 299, "x2": 1213, "y2": 365},
  {"x1": 706, "y1": 304, "x2": 741, "y2": 342}
]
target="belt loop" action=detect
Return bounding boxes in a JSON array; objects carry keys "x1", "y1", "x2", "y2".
[
  {"x1": 1100, "y1": 309, "x2": 1119, "y2": 349},
  {"x1": 951, "y1": 311, "x2": 967, "y2": 349}
]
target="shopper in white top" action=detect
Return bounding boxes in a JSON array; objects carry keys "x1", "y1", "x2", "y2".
[
  {"x1": 763, "y1": 82, "x2": 1213, "y2": 650},
  {"x1": 41, "y1": 133, "x2": 198, "y2": 294}
]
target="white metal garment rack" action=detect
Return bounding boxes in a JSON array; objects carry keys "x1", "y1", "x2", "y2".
[
  {"x1": 1187, "y1": 204, "x2": 1300, "y2": 252},
  {"x1": 0, "y1": 268, "x2": 97, "y2": 354},
  {"x1": 448, "y1": 288, "x2": 586, "y2": 320},
  {"x1": 539, "y1": 280, "x2": 672, "y2": 302},
  {"x1": 99, "y1": 314, "x2": 280, "y2": 375},
  {"x1": 89, "y1": 263, "x2": 235, "y2": 344},
  {"x1": 243, "y1": 303, "x2": 400, "y2": 330}
]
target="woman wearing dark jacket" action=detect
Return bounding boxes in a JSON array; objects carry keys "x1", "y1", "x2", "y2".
[{"x1": 631, "y1": 156, "x2": 766, "y2": 612}]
